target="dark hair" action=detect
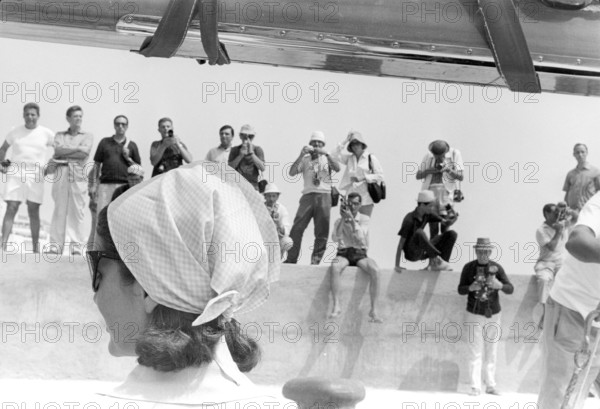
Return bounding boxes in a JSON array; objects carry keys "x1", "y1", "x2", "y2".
[
  {"x1": 543, "y1": 203, "x2": 556, "y2": 218},
  {"x1": 219, "y1": 125, "x2": 234, "y2": 136},
  {"x1": 95, "y1": 202, "x2": 260, "y2": 373},
  {"x1": 158, "y1": 117, "x2": 173, "y2": 127},
  {"x1": 347, "y1": 192, "x2": 362, "y2": 203},
  {"x1": 66, "y1": 105, "x2": 83, "y2": 117},
  {"x1": 114, "y1": 115, "x2": 129, "y2": 125},
  {"x1": 23, "y1": 102, "x2": 40, "y2": 115},
  {"x1": 574, "y1": 143, "x2": 588, "y2": 152}
]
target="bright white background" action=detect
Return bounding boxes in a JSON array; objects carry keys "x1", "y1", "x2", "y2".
[{"x1": 1, "y1": 37, "x2": 600, "y2": 273}]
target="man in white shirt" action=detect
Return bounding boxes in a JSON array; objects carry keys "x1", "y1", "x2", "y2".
[
  {"x1": 205, "y1": 125, "x2": 234, "y2": 165},
  {"x1": 286, "y1": 131, "x2": 340, "y2": 265},
  {"x1": 537, "y1": 192, "x2": 600, "y2": 409},
  {"x1": 47, "y1": 105, "x2": 94, "y2": 255},
  {"x1": 328, "y1": 192, "x2": 381, "y2": 323},
  {"x1": 0, "y1": 102, "x2": 54, "y2": 253},
  {"x1": 417, "y1": 139, "x2": 463, "y2": 237}
]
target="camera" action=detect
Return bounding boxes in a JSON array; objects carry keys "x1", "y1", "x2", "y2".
[
  {"x1": 340, "y1": 196, "x2": 348, "y2": 212},
  {"x1": 168, "y1": 130, "x2": 174, "y2": 137},
  {"x1": 435, "y1": 161, "x2": 444, "y2": 170},
  {"x1": 556, "y1": 202, "x2": 573, "y2": 221}
]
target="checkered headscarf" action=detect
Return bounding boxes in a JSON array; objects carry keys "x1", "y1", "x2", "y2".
[{"x1": 107, "y1": 162, "x2": 280, "y2": 326}]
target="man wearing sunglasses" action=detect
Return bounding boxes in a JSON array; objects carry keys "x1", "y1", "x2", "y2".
[
  {"x1": 89, "y1": 115, "x2": 141, "y2": 245},
  {"x1": 228, "y1": 124, "x2": 265, "y2": 191}
]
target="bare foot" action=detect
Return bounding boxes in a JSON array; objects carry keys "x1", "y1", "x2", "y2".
[
  {"x1": 368, "y1": 311, "x2": 383, "y2": 324},
  {"x1": 328, "y1": 308, "x2": 342, "y2": 319}
]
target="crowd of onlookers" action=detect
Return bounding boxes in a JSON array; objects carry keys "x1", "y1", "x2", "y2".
[{"x1": 2, "y1": 103, "x2": 600, "y2": 406}]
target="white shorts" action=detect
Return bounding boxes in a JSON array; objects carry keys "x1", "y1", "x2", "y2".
[{"x1": 3, "y1": 174, "x2": 44, "y2": 204}]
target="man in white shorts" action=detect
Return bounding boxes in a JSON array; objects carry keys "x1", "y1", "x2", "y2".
[{"x1": 0, "y1": 103, "x2": 54, "y2": 253}]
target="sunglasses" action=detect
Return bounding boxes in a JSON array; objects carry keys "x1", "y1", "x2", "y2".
[
  {"x1": 87, "y1": 250, "x2": 122, "y2": 292},
  {"x1": 239, "y1": 133, "x2": 254, "y2": 138}
]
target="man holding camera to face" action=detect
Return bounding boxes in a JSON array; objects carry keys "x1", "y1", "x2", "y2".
[
  {"x1": 534, "y1": 202, "x2": 576, "y2": 328},
  {"x1": 328, "y1": 192, "x2": 382, "y2": 323},
  {"x1": 286, "y1": 131, "x2": 340, "y2": 265},
  {"x1": 228, "y1": 124, "x2": 265, "y2": 191},
  {"x1": 150, "y1": 117, "x2": 193, "y2": 177},
  {"x1": 417, "y1": 139, "x2": 463, "y2": 237}
]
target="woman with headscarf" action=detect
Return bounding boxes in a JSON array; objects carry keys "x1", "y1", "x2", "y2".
[
  {"x1": 88, "y1": 161, "x2": 282, "y2": 407},
  {"x1": 333, "y1": 131, "x2": 385, "y2": 218}
]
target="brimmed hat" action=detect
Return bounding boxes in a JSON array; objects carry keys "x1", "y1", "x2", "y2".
[
  {"x1": 429, "y1": 140, "x2": 450, "y2": 156},
  {"x1": 240, "y1": 124, "x2": 256, "y2": 136},
  {"x1": 347, "y1": 132, "x2": 368, "y2": 152},
  {"x1": 417, "y1": 190, "x2": 435, "y2": 203},
  {"x1": 474, "y1": 238, "x2": 493, "y2": 250},
  {"x1": 310, "y1": 131, "x2": 325, "y2": 145},
  {"x1": 263, "y1": 183, "x2": 281, "y2": 195}
]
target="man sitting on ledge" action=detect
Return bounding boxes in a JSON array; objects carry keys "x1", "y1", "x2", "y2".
[
  {"x1": 328, "y1": 192, "x2": 382, "y2": 323},
  {"x1": 395, "y1": 190, "x2": 457, "y2": 272}
]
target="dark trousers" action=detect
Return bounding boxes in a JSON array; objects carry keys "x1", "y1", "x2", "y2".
[
  {"x1": 405, "y1": 229, "x2": 457, "y2": 262},
  {"x1": 286, "y1": 192, "x2": 331, "y2": 264}
]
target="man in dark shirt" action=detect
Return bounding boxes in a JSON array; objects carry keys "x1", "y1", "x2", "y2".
[
  {"x1": 150, "y1": 117, "x2": 192, "y2": 177},
  {"x1": 394, "y1": 190, "x2": 457, "y2": 272},
  {"x1": 228, "y1": 124, "x2": 265, "y2": 190},
  {"x1": 89, "y1": 115, "x2": 141, "y2": 244},
  {"x1": 458, "y1": 238, "x2": 513, "y2": 397}
]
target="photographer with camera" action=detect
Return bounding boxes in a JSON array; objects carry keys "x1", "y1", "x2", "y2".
[
  {"x1": 228, "y1": 124, "x2": 265, "y2": 191},
  {"x1": 417, "y1": 140, "x2": 463, "y2": 237},
  {"x1": 262, "y1": 183, "x2": 293, "y2": 261},
  {"x1": 328, "y1": 192, "x2": 382, "y2": 323},
  {"x1": 150, "y1": 117, "x2": 192, "y2": 177},
  {"x1": 534, "y1": 202, "x2": 575, "y2": 329},
  {"x1": 331, "y1": 131, "x2": 384, "y2": 218},
  {"x1": 394, "y1": 190, "x2": 457, "y2": 272},
  {"x1": 458, "y1": 238, "x2": 513, "y2": 396},
  {"x1": 286, "y1": 131, "x2": 340, "y2": 265}
]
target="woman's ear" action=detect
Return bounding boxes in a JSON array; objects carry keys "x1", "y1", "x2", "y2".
[
  {"x1": 143, "y1": 294, "x2": 158, "y2": 314},
  {"x1": 131, "y1": 280, "x2": 157, "y2": 313}
]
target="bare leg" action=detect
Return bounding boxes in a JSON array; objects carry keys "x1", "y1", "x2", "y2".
[
  {"x1": 26, "y1": 201, "x2": 41, "y2": 253},
  {"x1": 1, "y1": 201, "x2": 20, "y2": 251},
  {"x1": 328, "y1": 256, "x2": 350, "y2": 318},
  {"x1": 357, "y1": 257, "x2": 383, "y2": 323}
]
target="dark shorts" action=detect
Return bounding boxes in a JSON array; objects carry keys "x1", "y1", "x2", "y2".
[{"x1": 337, "y1": 248, "x2": 368, "y2": 267}]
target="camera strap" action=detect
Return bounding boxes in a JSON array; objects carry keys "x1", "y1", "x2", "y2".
[{"x1": 137, "y1": 0, "x2": 230, "y2": 66}]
